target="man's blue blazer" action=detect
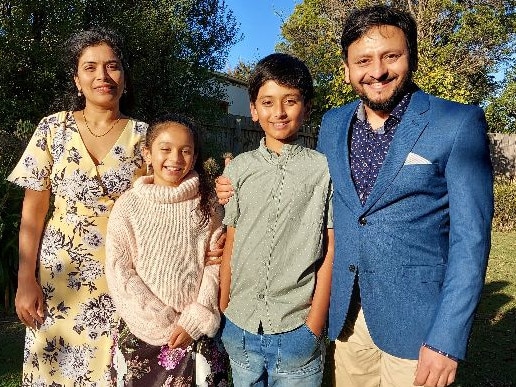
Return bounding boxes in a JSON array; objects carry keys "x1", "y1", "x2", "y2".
[{"x1": 317, "y1": 89, "x2": 494, "y2": 360}]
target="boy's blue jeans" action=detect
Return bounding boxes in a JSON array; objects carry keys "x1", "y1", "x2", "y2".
[{"x1": 220, "y1": 316, "x2": 325, "y2": 386}]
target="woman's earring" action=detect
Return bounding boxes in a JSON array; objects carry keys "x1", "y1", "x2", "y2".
[{"x1": 77, "y1": 90, "x2": 83, "y2": 97}]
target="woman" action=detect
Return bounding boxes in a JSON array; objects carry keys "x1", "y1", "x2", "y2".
[{"x1": 8, "y1": 27, "x2": 148, "y2": 386}]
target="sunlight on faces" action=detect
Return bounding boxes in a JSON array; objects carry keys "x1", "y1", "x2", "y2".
[
  {"x1": 74, "y1": 43, "x2": 125, "y2": 108},
  {"x1": 144, "y1": 123, "x2": 197, "y2": 187},
  {"x1": 250, "y1": 80, "x2": 309, "y2": 154},
  {"x1": 344, "y1": 25, "x2": 413, "y2": 114}
]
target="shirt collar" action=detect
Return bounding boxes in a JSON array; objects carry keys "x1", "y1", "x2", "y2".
[
  {"x1": 258, "y1": 137, "x2": 304, "y2": 164},
  {"x1": 355, "y1": 89, "x2": 414, "y2": 130}
]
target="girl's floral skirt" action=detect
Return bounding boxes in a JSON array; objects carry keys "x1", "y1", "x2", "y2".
[{"x1": 111, "y1": 319, "x2": 229, "y2": 387}]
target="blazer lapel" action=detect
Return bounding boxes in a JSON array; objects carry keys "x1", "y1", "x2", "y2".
[
  {"x1": 330, "y1": 102, "x2": 364, "y2": 212},
  {"x1": 363, "y1": 91, "x2": 430, "y2": 212}
]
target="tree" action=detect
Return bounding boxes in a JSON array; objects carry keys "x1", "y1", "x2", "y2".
[
  {"x1": 485, "y1": 64, "x2": 516, "y2": 133},
  {"x1": 226, "y1": 60, "x2": 254, "y2": 83},
  {"x1": 278, "y1": 0, "x2": 516, "y2": 119},
  {"x1": 0, "y1": 0, "x2": 239, "y2": 132}
]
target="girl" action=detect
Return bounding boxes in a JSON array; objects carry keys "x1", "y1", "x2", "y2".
[{"x1": 105, "y1": 113, "x2": 228, "y2": 386}]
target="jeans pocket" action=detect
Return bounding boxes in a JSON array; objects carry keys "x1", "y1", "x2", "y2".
[
  {"x1": 220, "y1": 317, "x2": 249, "y2": 368},
  {"x1": 277, "y1": 324, "x2": 322, "y2": 373}
]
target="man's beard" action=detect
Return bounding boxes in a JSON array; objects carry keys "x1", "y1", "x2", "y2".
[{"x1": 357, "y1": 73, "x2": 413, "y2": 113}]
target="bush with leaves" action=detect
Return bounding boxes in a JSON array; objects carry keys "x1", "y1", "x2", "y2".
[{"x1": 493, "y1": 177, "x2": 516, "y2": 232}]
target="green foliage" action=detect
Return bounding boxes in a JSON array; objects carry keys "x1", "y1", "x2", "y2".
[
  {"x1": 226, "y1": 60, "x2": 254, "y2": 83},
  {"x1": 493, "y1": 177, "x2": 516, "y2": 232},
  {"x1": 0, "y1": 0, "x2": 240, "y2": 131},
  {"x1": 485, "y1": 65, "x2": 516, "y2": 133},
  {"x1": 279, "y1": 0, "x2": 516, "y2": 118},
  {"x1": 0, "y1": 130, "x2": 25, "y2": 314}
]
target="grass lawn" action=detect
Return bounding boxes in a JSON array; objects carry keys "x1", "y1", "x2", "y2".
[{"x1": 0, "y1": 231, "x2": 514, "y2": 386}]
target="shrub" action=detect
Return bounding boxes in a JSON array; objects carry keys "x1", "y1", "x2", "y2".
[
  {"x1": 0, "y1": 129, "x2": 26, "y2": 314},
  {"x1": 493, "y1": 177, "x2": 516, "y2": 232}
]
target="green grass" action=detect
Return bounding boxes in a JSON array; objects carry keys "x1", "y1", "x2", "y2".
[
  {"x1": 453, "y1": 231, "x2": 516, "y2": 386},
  {"x1": 0, "y1": 315, "x2": 23, "y2": 387},
  {"x1": 1, "y1": 232, "x2": 515, "y2": 386}
]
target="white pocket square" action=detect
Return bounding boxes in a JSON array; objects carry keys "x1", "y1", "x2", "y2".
[{"x1": 404, "y1": 152, "x2": 431, "y2": 165}]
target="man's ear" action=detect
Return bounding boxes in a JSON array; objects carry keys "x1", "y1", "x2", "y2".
[
  {"x1": 343, "y1": 60, "x2": 351, "y2": 84},
  {"x1": 250, "y1": 102, "x2": 259, "y2": 122}
]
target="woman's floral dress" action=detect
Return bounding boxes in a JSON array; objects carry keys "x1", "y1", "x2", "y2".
[{"x1": 8, "y1": 111, "x2": 147, "y2": 386}]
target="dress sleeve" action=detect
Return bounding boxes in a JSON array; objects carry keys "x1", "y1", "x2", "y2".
[
  {"x1": 7, "y1": 113, "x2": 63, "y2": 191},
  {"x1": 177, "y1": 207, "x2": 225, "y2": 339},
  {"x1": 105, "y1": 195, "x2": 179, "y2": 346}
]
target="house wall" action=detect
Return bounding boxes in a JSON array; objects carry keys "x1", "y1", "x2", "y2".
[{"x1": 224, "y1": 83, "x2": 251, "y2": 117}]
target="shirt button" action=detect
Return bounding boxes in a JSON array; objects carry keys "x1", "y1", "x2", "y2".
[
  {"x1": 258, "y1": 294, "x2": 265, "y2": 300},
  {"x1": 349, "y1": 264, "x2": 356, "y2": 273},
  {"x1": 359, "y1": 217, "x2": 367, "y2": 226}
]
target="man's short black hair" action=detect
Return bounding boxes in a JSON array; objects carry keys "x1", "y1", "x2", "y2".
[{"x1": 341, "y1": 5, "x2": 418, "y2": 71}]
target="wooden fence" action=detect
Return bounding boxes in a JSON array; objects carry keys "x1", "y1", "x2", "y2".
[
  {"x1": 488, "y1": 133, "x2": 516, "y2": 179},
  {"x1": 206, "y1": 115, "x2": 516, "y2": 179},
  {"x1": 204, "y1": 114, "x2": 318, "y2": 156}
]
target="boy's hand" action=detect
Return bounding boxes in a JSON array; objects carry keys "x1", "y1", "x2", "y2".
[
  {"x1": 168, "y1": 326, "x2": 193, "y2": 349},
  {"x1": 205, "y1": 233, "x2": 226, "y2": 266},
  {"x1": 215, "y1": 176, "x2": 234, "y2": 205}
]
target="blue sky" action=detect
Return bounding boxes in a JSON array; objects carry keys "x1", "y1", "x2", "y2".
[{"x1": 223, "y1": 0, "x2": 302, "y2": 69}]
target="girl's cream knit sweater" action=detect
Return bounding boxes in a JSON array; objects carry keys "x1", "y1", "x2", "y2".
[{"x1": 105, "y1": 172, "x2": 223, "y2": 346}]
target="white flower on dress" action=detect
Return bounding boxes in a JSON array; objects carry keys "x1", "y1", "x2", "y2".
[
  {"x1": 23, "y1": 330, "x2": 36, "y2": 363},
  {"x1": 101, "y1": 163, "x2": 134, "y2": 195},
  {"x1": 112, "y1": 145, "x2": 125, "y2": 160},
  {"x1": 83, "y1": 229, "x2": 104, "y2": 249},
  {"x1": 40, "y1": 227, "x2": 66, "y2": 278},
  {"x1": 22, "y1": 155, "x2": 37, "y2": 169},
  {"x1": 51, "y1": 125, "x2": 73, "y2": 162},
  {"x1": 73, "y1": 294, "x2": 116, "y2": 339},
  {"x1": 57, "y1": 342, "x2": 95, "y2": 381}
]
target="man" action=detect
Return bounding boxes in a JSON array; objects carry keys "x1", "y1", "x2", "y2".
[{"x1": 318, "y1": 5, "x2": 493, "y2": 387}]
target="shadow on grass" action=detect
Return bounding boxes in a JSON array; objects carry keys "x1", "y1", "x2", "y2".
[
  {"x1": 322, "y1": 281, "x2": 515, "y2": 387},
  {"x1": 0, "y1": 281, "x2": 514, "y2": 387},
  {"x1": 0, "y1": 314, "x2": 24, "y2": 386},
  {"x1": 455, "y1": 281, "x2": 516, "y2": 387}
]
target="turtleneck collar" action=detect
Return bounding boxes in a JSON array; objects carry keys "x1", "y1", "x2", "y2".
[{"x1": 132, "y1": 171, "x2": 199, "y2": 204}]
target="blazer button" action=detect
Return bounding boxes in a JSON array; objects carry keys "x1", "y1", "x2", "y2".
[
  {"x1": 349, "y1": 264, "x2": 356, "y2": 273},
  {"x1": 359, "y1": 217, "x2": 367, "y2": 226}
]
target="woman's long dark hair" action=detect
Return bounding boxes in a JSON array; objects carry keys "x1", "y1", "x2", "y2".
[
  {"x1": 145, "y1": 113, "x2": 213, "y2": 226},
  {"x1": 54, "y1": 27, "x2": 134, "y2": 113}
]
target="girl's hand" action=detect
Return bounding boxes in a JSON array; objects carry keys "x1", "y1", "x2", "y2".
[
  {"x1": 168, "y1": 326, "x2": 193, "y2": 349},
  {"x1": 15, "y1": 277, "x2": 45, "y2": 329}
]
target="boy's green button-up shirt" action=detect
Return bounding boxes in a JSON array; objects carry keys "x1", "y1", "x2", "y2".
[{"x1": 223, "y1": 138, "x2": 333, "y2": 334}]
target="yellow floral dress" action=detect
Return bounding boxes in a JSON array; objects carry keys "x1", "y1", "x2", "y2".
[{"x1": 8, "y1": 111, "x2": 147, "y2": 386}]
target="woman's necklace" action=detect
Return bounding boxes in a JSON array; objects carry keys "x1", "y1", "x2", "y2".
[{"x1": 82, "y1": 110, "x2": 121, "y2": 138}]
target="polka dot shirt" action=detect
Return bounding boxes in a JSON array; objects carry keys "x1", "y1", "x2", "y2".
[{"x1": 350, "y1": 93, "x2": 412, "y2": 205}]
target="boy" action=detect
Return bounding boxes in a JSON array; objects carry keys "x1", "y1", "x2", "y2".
[{"x1": 219, "y1": 53, "x2": 334, "y2": 386}]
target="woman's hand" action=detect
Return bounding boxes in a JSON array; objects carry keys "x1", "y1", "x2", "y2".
[
  {"x1": 15, "y1": 276, "x2": 45, "y2": 329},
  {"x1": 168, "y1": 325, "x2": 193, "y2": 349}
]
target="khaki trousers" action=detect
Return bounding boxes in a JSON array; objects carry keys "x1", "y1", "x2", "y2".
[{"x1": 332, "y1": 308, "x2": 419, "y2": 387}]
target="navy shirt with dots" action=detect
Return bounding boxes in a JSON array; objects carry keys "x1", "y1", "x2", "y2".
[{"x1": 350, "y1": 93, "x2": 412, "y2": 205}]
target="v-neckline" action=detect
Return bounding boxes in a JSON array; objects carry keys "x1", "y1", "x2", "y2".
[{"x1": 70, "y1": 111, "x2": 130, "y2": 167}]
